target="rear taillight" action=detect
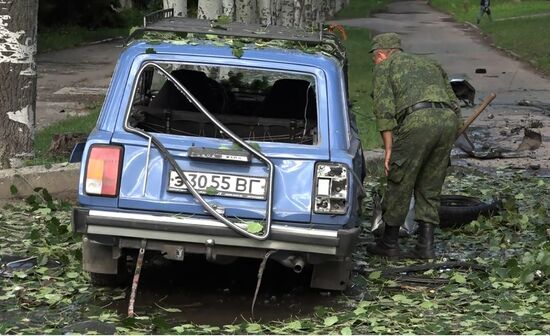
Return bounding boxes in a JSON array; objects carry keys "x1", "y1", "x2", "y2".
[
  {"x1": 85, "y1": 145, "x2": 123, "y2": 197},
  {"x1": 314, "y1": 163, "x2": 349, "y2": 214}
]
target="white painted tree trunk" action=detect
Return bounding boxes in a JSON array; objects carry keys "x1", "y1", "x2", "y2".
[
  {"x1": 163, "y1": 0, "x2": 188, "y2": 17},
  {"x1": 221, "y1": 0, "x2": 235, "y2": 20},
  {"x1": 119, "y1": 0, "x2": 133, "y2": 9},
  {"x1": 197, "y1": 0, "x2": 223, "y2": 20},
  {"x1": 335, "y1": 0, "x2": 344, "y2": 13},
  {"x1": 276, "y1": 0, "x2": 295, "y2": 26},
  {"x1": 257, "y1": 0, "x2": 273, "y2": 25},
  {"x1": 235, "y1": 0, "x2": 258, "y2": 23},
  {"x1": 293, "y1": 0, "x2": 304, "y2": 27},
  {"x1": 0, "y1": 0, "x2": 38, "y2": 168}
]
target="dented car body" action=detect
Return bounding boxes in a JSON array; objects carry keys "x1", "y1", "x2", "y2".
[{"x1": 72, "y1": 13, "x2": 365, "y2": 290}]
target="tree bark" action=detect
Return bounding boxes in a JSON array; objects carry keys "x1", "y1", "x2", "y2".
[
  {"x1": 235, "y1": 0, "x2": 258, "y2": 24},
  {"x1": 163, "y1": 0, "x2": 188, "y2": 17},
  {"x1": 119, "y1": 0, "x2": 133, "y2": 9},
  {"x1": 197, "y1": 0, "x2": 222, "y2": 19},
  {"x1": 0, "y1": 0, "x2": 38, "y2": 169},
  {"x1": 257, "y1": 0, "x2": 273, "y2": 25},
  {"x1": 222, "y1": 0, "x2": 236, "y2": 20}
]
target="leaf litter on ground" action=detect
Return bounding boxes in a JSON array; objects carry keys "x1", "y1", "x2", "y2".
[{"x1": 0, "y1": 166, "x2": 549, "y2": 334}]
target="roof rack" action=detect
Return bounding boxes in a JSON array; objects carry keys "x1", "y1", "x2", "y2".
[
  {"x1": 132, "y1": 8, "x2": 324, "y2": 43},
  {"x1": 127, "y1": 9, "x2": 346, "y2": 61}
]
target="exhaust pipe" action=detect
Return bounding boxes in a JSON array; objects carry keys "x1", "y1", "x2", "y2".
[{"x1": 293, "y1": 257, "x2": 305, "y2": 273}]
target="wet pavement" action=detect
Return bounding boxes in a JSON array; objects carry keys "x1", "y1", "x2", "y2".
[{"x1": 106, "y1": 255, "x2": 339, "y2": 325}]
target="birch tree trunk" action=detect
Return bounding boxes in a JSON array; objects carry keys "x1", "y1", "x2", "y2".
[
  {"x1": 197, "y1": 0, "x2": 222, "y2": 20},
  {"x1": 119, "y1": 0, "x2": 133, "y2": 9},
  {"x1": 276, "y1": 0, "x2": 295, "y2": 26},
  {"x1": 293, "y1": 0, "x2": 304, "y2": 27},
  {"x1": 163, "y1": 0, "x2": 188, "y2": 17},
  {"x1": 257, "y1": 0, "x2": 273, "y2": 25},
  {"x1": 235, "y1": 0, "x2": 258, "y2": 24},
  {"x1": 222, "y1": 0, "x2": 235, "y2": 20},
  {"x1": 0, "y1": 0, "x2": 38, "y2": 169}
]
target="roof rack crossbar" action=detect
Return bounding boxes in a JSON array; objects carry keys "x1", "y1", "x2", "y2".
[{"x1": 144, "y1": 8, "x2": 174, "y2": 27}]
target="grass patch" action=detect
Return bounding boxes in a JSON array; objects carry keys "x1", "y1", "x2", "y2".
[
  {"x1": 429, "y1": 0, "x2": 550, "y2": 22},
  {"x1": 29, "y1": 108, "x2": 100, "y2": 166},
  {"x1": 334, "y1": 0, "x2": 392, "y2": 19},
  {"x1": 38, "y1": 26, "x2": 128, "y2": 53},
  {"x1": 37, "y1": 8, "x2": 143, "y2": 53},
  {"x1": 344, "y1": 27, "x2": 381, "y2": 149},
  {"x1": 429, "y1": 0, "x2": 550, "y2": 76},
  {"x1": 482, "y1": 16, "x2": 550, "y2": 74}
]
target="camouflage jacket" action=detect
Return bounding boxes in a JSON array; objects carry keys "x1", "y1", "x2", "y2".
[{"x1": 372, "y1": 51, "x2": 459, "y2": 132}]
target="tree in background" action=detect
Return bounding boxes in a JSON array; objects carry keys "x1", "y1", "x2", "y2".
[
  {"x1": 163, "y1": 0, "x2": 188, "y2": 16},
  {"x1": 168, "y1": 0, "x2": 348, "y2": 26},
  {"x1": 0, "y1": 0, "x2": 39, "y2": 168}
]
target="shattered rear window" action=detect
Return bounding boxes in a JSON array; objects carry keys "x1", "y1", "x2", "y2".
[{"x1": 128, "y1": 62, "x2": 318, "y2": 145}]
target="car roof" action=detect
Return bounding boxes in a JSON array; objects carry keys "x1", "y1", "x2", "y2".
[{"x1": 124, "y1": 39, "x2": 344, "y2": 70}]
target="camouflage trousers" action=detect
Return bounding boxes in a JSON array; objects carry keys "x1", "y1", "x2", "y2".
[{"x1": 382, "y1": 108, "x2": 459, "y2": 227}]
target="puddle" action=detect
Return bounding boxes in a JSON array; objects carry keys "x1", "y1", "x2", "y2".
[{"x1": 108, "y1": 256, "x2": 339, "y2": 325}]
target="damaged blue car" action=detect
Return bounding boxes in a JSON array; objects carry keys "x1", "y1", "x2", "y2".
[{"x1": 71, "y1": 10, "x2": 365, "y2": 290}]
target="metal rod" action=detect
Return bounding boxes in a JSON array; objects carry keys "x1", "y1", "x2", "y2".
[
  {"x1": 125, "y1": 63, "x2": 274, "y2": 241},
  {"x1": 128, "y1": 239, "x2": 147, "y2": 317},
  {"x1": 457, "y1": 93, "x2": 496, "y2": 136}
]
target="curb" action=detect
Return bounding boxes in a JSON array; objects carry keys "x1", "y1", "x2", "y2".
[{"x1": 0, "y1": 163, "x2": 80, "y2": 202}]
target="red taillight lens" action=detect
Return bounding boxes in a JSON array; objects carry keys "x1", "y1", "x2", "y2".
[{"x1": 85, "y1": 145, "x2": 123, "y2": 197}]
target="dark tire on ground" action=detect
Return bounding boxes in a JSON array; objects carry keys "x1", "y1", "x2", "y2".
[
  {"x1": 439, "y1": 195, "x2": 500, "y2": 229},
  {"x1": 89, "y1": 258, "x2": 129, "y2": 287}
]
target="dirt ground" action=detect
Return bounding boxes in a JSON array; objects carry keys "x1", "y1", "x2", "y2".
[{"x1": 333, "y1": 0, "x2": 550, "y2": 174}]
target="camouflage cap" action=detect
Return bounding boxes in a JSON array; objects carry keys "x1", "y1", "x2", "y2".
[{"x1": 370, "y1": 33, "x2": 402, "y2": 52}]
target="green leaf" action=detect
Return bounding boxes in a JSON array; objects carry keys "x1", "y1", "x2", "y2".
[
  {"x1": 451, "y1": 273, "x2": 467, "y2": 284},
  {"x1": 391, "y1": 294, "x2": 413, "y2": 304},
  {"x1": 65, "y1": 271, "x2": 79, "y2": 279},
  {"x1": 368, "y1": 271, "x2": 381, "y2": 280},
  {"x1": 232, "y1": 46, "x2": 244, "y2": 58},
  {"x1": 324, "y1": 316, "x2": 338, "y2": 327},
  {"x1": 420, "y1": 300, "x2": 434, "y2": 309},
  {"x1": 163, "y1": 308, "x2": 182, "y2": 313},
  {"x1": 287, "y1": 321, "x2": 302, "y2": 331},
  {"x1": 341, "y1": 326, "x2": 352, "y2": 335},
  {"x1": 206, "y1": 186, "x2": 218, "y2": 195},
  {"x1": 246, "y1": 221, "x2": 264, "y2": 234},
  {"x1": 520, "y1": 271, "x2": 535, "y2": 284},
  {"x1": 515, "y1": 193, "x2": 525, "y2": 200},
  {"x1": 542, "y1": 312, "x2": 550, "y2": 320},
  {"x1": 245, "y1": 323, "x2": 262, "y2": 333},
  {"x1": 9, "y1": 185, "x2": 18, "y2": 195}
]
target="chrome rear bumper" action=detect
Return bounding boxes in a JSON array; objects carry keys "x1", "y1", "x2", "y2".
[{"x1": 72, "y1": 208, "x2": 360, "y2": 256}]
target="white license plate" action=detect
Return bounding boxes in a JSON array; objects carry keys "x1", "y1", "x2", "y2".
[{"x1": 168, "y1": 171, "x2": 267, "y2": 200}]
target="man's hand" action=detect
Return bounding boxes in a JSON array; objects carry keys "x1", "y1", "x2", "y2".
[
  {"x1": 381, "y1": 130, "x2": 393, "y2": 176},
  {"x1": 384, "y1": 149, "x2": 391, "y2": 176}
]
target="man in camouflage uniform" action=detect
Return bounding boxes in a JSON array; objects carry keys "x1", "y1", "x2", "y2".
[{"x1": 366, "y1": 33, "x2": 461, "y2": 259}]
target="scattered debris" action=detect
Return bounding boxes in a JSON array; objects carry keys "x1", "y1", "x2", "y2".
[
  {"x1": 518, "y1": 99, "x2": 550, "y2": 112},
  {"x1": 49, "y1": 133, "x2": 87, "y2": 155},
  {"x1": 251, "y1": 250, "x2": 277, "y2": 317},
  {"x1": 517, "y1": 128, "x2": 542, "y2": 151},
  {"x1": 0, "y1": 256, "x2": 37, "y2": 277},
  {"x1": 128, "y1": 240, "x2": 147, "y2": 317}
]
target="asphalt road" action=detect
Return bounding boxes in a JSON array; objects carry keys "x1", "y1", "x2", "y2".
[{"x1": 333, "y1": 0, "x2": 550, "y2": 172}]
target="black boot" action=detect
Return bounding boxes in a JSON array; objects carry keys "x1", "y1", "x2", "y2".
[
  {"x1": 408, "y1": 222, "x2": 435, "y2": 259},
  {"x1": 367, "y1": 225, "x2": 401, "y2": 258}
]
